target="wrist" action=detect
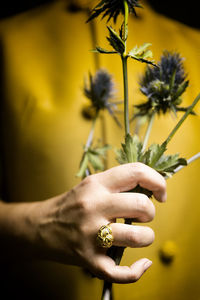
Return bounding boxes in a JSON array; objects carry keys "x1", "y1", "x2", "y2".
[{"x1": 0, "y1": 200, "x2": 49, "y2": 261}]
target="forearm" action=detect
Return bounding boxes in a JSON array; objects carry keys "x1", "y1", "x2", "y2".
[{"x1": 0, "y1": 200, "x2": 42, "y2": 262}]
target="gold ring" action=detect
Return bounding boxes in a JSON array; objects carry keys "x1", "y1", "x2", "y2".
[{"x1": 96, "y1": 223, "x2": 114, "y2": 248}]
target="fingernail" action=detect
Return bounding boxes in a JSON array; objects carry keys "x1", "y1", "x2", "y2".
[{"x1": 144, "y1": 259, "x2": 152, "y2": 271}]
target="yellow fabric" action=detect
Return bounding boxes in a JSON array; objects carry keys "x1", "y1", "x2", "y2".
[{"x1": 0, "y1": 1, "x2": 200, "y2": 299}]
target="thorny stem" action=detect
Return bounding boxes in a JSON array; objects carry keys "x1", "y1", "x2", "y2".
[{"x1": 142, "y1": 113, "x2": 155, "y2": 152}]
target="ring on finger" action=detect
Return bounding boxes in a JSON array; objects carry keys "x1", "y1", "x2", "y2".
[{"x1": 96, "y1": 223, "x2": 114, "y2": 249}]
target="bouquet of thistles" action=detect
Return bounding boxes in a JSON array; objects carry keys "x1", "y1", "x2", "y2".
[{"x1": 76, "y1": 1, "x2": 200, "y2": 299}]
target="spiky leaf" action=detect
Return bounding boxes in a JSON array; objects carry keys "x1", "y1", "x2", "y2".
[{"x1": 107, "y1": 26, "x2": 125, "y2": 54}]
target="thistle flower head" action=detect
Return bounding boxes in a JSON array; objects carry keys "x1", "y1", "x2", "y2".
[
  {"x1": 135, "y1": 51, "x2": 190, "y2": 117},
  {"x1": 84, "y1": 69, "x2": 121, "y2": 125},
  {"x1": 87, "y1": 0, "x2": 142, "y2": 23}
]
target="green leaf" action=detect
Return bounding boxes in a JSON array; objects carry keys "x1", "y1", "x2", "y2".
[
  {"x1": 93, "y1": 46, "x2": 117, "y2": 54},
  {"x1": 76, "y1": 153, "x2": 89, "y2": 178},
  {"x1": 116, "y1": 134, "x2": 143, "y2": 164},
  {"x1": 88, "y1": 151, "x2": 104, "y2": 171},
  {"x1": 92, "y1": 144, "x2": 111, "y2": 156},
  {"x1": 128, "y1": 43, "x2": 152, "y2": 58},
  {"x1": 128, "y1": 43, "x2": 157, "y2": 66},
  {"x1": 115, "y1": 148, "x2": 128, "y2": 164},
  {"x1": 142, "y1": 142, "x2": 167, "y2": 167},
  {"x1": 107, "y1": 26, "x2": 125, "y2": 54},
  {"x1": 119, "y1": 22, "x2": 128, "y2": 42}
]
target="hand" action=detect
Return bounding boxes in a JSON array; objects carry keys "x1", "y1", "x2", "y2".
[{"x1": 34, "y1": 163, "x2": 166, "y2": 283}]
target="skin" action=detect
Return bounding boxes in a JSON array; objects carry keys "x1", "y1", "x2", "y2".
[{"x1": 0, "y1": 162, "x2": 166, "y2": 283}]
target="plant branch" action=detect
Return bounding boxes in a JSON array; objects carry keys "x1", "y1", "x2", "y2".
[
  {"x1": 164, "y1": 93, "x2": 200, "y2": 146},
  {"x1": 122, "y1": 56, "x2": 130, "y2": 135},
  {"x1": 79, "y1": 113, "x2": 98, "y2": 179},
  {"x1": 142, "y1": 113, "x2": 155, "y2": 151}
]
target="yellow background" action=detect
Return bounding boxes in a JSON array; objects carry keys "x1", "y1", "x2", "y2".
[{"x1": 0, "y1": 0, "x2": 200, "y2": 299}]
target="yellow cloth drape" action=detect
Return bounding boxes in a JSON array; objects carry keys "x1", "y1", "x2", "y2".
[{"x1": 0, "y1": 1, "x2": 200, "y2": 299}]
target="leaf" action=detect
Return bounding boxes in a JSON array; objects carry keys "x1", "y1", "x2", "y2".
[
  {"x1": 107, "y1": 26, "x2": 125, "y2": 54},
  {"x1": 93, "y1": 46, "x2": 117, "y2": 54},
  {"x1": 141, "y1": 143, "x2": 187, "y2": 177},
  {"x1": 76, "y1": 153, "x2": 89, "y2": 178},
  {"x1": 88, "y1": 151, "x2": 105, "y2": 171},
  {"x1": 156, "y1": 156, "x2": 187, "y2": 175},
  {"x1": 142, "y1": 142, "x2": 167, "y2": 167},
  {"x1": 92, "y1": 144, "x2": 111, "y2": 156},
  {"x1": 115, "y1": 148, "x2": 128, "y2": 164},
  {"x1": 128, "y1": 43, "x2": 152, "y2": 58},
  {"x1": 119, "y1": 22, "x2": 128, "y2": 42},
  {"x1": 128, "y1": 43, "x2": 157, "y2": 67},
  {"x1": 116, "y1": 134, "x2": 143, "y2": 164}
]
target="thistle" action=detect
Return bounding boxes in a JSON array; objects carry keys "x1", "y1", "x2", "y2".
[
  {"x1": 135, "y1": 51, "x2": 190, "y2": 118},
  {"x1": 83, "y1": 69, "x2": 121, "y2": 125},
  {"x1": 87, "y1": 0, "x2": 142, "y2": 23}
]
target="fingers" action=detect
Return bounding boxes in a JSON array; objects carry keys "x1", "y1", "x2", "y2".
[
  {"x1": 102, "y1": 192, "x2": 155, "y2": 221},
  {"x1": 111, "y1": 223, "x2": 155, "y2": 248},
  {"x1": 95, "y1": 255, "x2": 152, "y2": 283},
  {"x1": 95, "y1": 162, "x2": 167, "y2": 202}
]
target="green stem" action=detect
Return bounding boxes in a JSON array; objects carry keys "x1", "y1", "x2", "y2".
[
  {"x1": 164, "y1": 93, "x2": 200, "y2": 146},
  {"x1": 122, "y1": 0, "x2": 129, "y2": 136},
  {"x1": 123, "y1": 0, "x2": 129, "y2": 52},
  {"x1": 142, "y1": 113, "x2": 155, "y2": 152},
  {"x1": 122, "y1": 55, "x2": 129, "y2": 135}
]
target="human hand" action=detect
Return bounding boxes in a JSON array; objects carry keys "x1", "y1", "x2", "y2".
[{"x1": 34, "y1": 163, "x2": 166, "y2": 283}]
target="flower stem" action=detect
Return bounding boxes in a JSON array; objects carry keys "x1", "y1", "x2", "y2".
[
  {"x1": 142, "y1": 113, "x2": 155, "y2": 152},
  {"x1": 122, "y1": 56, "x2": 130, "y2": 135},
  {"x1": 85, "y1": 114, "x2": 98, "y2": 149},
  {"x1": 78, "y1": 113, "x2": 98, "y2": 179},
  {"x1": 164, "y1": 93, "x2": 200, "y2": 146},
  {"x1": 122, "y1": 0, "x2": 129, "y2": 136},
  {"x1": 123, "y1": 0, "x2": 128, "y2": 52}
]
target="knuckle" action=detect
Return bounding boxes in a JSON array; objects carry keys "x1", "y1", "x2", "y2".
[
  {"x1": 82, "y1": 174, "x2": 97, "y2": 186},
  {"x1": 132, "y1": 162, "x2": 145, "y2": 174},
  {"x1": 76, "y1": 196, "x2": 89, "y2": 210}
]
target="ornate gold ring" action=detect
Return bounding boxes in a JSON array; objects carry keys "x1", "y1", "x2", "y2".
[{"x1": 96, "y1": 223, "x2": 114, "y2": 248}]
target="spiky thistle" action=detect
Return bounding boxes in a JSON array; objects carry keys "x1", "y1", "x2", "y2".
[
  {"x1": 84, "y1": 69, "x2": 121, "y2": 126},
  {"x1": 87, "y1": 0, "x2": 142, "y2": 23},
  {"x1": 134, "y1": 51, "x2": 191, "y2": 117}
]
